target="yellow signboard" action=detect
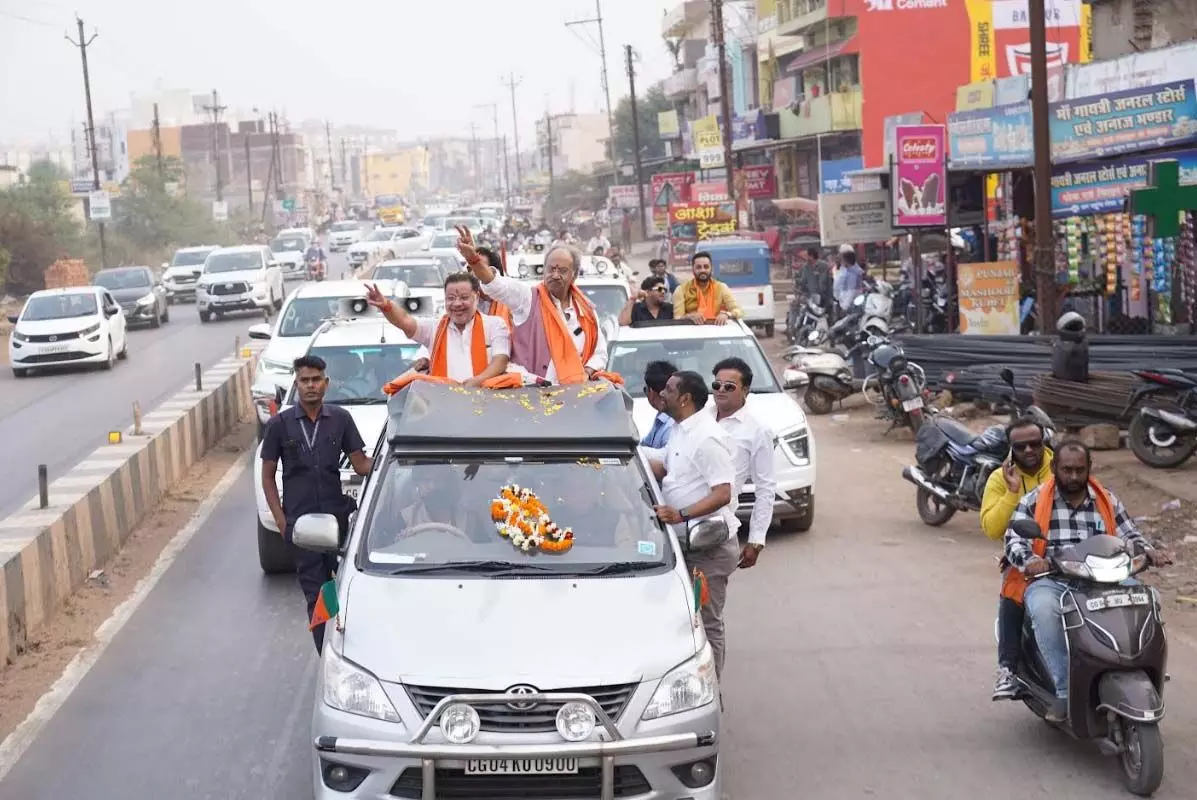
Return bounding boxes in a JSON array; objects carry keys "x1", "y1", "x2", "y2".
[
  {"x1": 966, "y1": 0, "x2": 996, "y2": 83},
  {"x1": 956, "y1": 81, "x2": 995, "y2": 112},
  {"x1": 657, "y1": 110, "x2": 680, "y2": 138},
  {"x1": 957, "y1": 261, "x2": 1021, "y2": 335}
]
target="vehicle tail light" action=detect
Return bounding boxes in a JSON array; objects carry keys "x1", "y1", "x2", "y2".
[
  {"x1": 268, "y1": 399, "x2": 279, "y2": 416},
  {"x1": 758, "y1": 292, "x2": 765, "y2": 305},
  {"x1": 899, "y1": 375, "x2": 911, "y2": 385}
]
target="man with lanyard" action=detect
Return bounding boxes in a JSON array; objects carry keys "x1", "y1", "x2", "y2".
[
  {"x1": 1004, "y1": 440, "x2": 1169, "y2": 721},
  {"x1": 674, "y1": 251, "x2": 742, "y2": 325},
  {"x1": 709, "y1": 357, "x2": 777, "y2": 570},
  {"x1": 364, "y1": 273, "x2": 510, "y2": 386},
  {"x1": 260, "y1": 355, "x2": 372, "y2": 654},
  {"x1": 458, "y1": 226, "x2": 609, "y2": 385},
  {"x1": 639, "y1": 360, "x2": 678, "y2": 449},
  {"x1": 646, "y1": 371, "x2": 740, "y2": 679}
]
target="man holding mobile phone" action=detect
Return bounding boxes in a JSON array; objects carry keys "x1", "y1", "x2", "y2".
[{"x1": 979, "y1": 416, "x2": 1052, "y2": 700}]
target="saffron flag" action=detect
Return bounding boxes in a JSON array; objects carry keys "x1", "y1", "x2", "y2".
[
  {"x1": 310, "y1": 579, "x2": 339, "y2": 630},
  {"x1": 692, "y1": 569, "x2": 710, "y2": 611}
]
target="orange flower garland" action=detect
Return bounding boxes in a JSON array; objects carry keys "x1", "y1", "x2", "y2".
[{"x1": 490, "y1": 484, "x2": 574, "y2": 553}]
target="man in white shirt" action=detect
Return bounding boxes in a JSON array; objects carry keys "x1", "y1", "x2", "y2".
[
  {"x1": 647, "y1": 370, "x2": 741, "y2": 678},
  {"x1": 586, "y1": 228, "x2": 611, "y2": 255},
  {"x1": 364, "y1": 274, "x2": 510, "y2": 386},
  {"x1": 708, "y1": 357, "x2": 777, "y2": 568},
  {"x1": 457, "y1": 226, "x2": 609, "y2": 385}
]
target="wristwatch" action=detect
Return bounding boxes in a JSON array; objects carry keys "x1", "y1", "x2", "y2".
[{"x1": 679, "y1": 508, "x2": 690, "y2": 522}]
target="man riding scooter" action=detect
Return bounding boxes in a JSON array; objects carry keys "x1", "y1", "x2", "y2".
[{"x1": 305, "y1": 241, "x2": 327, "y2": 281}]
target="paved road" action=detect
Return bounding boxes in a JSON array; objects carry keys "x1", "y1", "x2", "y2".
[
  {"x1": 0, "y1": 249, "x2": 349, "y2": 519},
  {"x1": 5, "y1": 387, "x2": 1197, "y2": 798}
]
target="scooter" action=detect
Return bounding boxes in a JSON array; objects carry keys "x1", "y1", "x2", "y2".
[
  {"x1": 785, "y1": 292, "x2": 829, "y2": 346},
  {"x1": 1125, "y1": 368, "x2": 1197, "y2": 469},
  {"x1": 1003, "y1": 519, "x2": 1167, "y2": 797},
  {"x1": 783, "y1": 340, "x2": 861, "y2": 415},
  {"x1": 307, "y1": 257, "x2": 326, "y2": 282}
]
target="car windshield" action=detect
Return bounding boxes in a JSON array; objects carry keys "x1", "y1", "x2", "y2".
[
  {"x1": 270, "y1": 237, "x2": 306, "y2": 252},
  {"x1": 286, "y1": 343, "x2": 422, "y2": 405},
  {"x1": 361, "y1": 457, "x2": 671, "y2": 575},
  {"x1": 609, "y1": 336, "x2": 781, "y2": 397},
  {"x1": 431, "y1": 254, "x2": 463, "y2": 272},
  {"x1": 444, "y1": 217, "x2": 479, "y2": 229},
  {"x1": 372, "y1": 263, "x2": 443, "y2": 288},
  {"x1": 22, "y1": 293, "x2": 99, "y2": 321},
  {"x1": 331, "y1": 222, "x2": 358, "y2": 232},
  {"x1": 276, "y1": 297, "x2": 346, "y2": 337},
  {"x1": 365, "y1": 230, "x2": 393, "y2": 242},
  {"x1": 94, "y1": 268, "x2": 152, "y2": 290},
  {"x1": 423, "y1": 215, "x2": 446, "y2": 228},
  {"x1": 579, "y1": 284, "x2": 628, "y2": 321},
  {"x1": 171, "y1": 249, "x2": 213, "y2": 267},
  {"x1": 429, "y1": 233, "x2": 459, "y2": 248},
  {"x1": 205, "y1": 251, "x2": 262, "y2": 273}
]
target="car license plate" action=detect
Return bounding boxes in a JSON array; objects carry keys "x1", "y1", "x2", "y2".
[
  {"x1": 344, "y1": 484, "x2": 360, "y2": 501},
  {"x1": 902, "y1": 397, "x2": 924, "y2": 411},
  {"x1": 465, "y1": 758, "x2": 578, "y2": 775},
  {"x1": 39, "y1": 344, "x2": 69, "y2": 354}
]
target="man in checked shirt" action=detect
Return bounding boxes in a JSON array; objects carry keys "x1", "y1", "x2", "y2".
[{"x1": 1004, "y1": 440, "x2": 1170, "y2": 720}]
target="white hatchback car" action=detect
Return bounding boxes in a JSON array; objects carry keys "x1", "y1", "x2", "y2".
[
  {"x1": 7, "y1": 286, "x2": 128, "y2": 377},
  {"x1": 348, "y1": 228, "x2": 428, "y2": 270},
  {"x1": 608, "y1": 320, "x2": 816, "y2": 531},
  {"x1": 196, "y1": 245, "x2": 285, "y2": 322},
  {"x1": 328, "y1": 220, "x2": 364, "y2": 252}
]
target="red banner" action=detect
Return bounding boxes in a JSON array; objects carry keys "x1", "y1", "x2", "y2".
[{"x1": 738, "y1": 165, "x2": 776, "y2": 199}]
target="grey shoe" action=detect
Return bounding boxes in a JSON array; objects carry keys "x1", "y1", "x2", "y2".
[
  {"x1": 992, "y1": 666, "x2": 1018, "y2": 700},
  {"x1": 1044, "y1": 697, "x2": 1068, "y2": 723}
]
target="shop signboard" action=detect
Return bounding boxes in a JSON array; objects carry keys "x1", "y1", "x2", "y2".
[
  {"x1": 692, "y1": 115, "x2": 724, "y2": 168},
  {"x1": 819, "y1": 157, "x2": 864, "y2": 194},
  {"x1": 894, "y1": 124, "x2": 948, "y2": 227},
  {"x1": 692, "y1": 181, "x2": 729, "y2": 203},
  {"x1": 657, "y1": 110, "x2": 680, "y2": 139},
  {"x1": 739, "y1": 165, "x2": 776, "y2": 198},
  {"x1": 818, "y1": 189, "x2": 895, "y2": 246},
  {"x1": 957, "y1": 261, "x2": 1021, "y2": 334},
  {"x1": 947, "y1": 101, "x2": 1034, "y2": 170},
  {"x1": 1051, "y1": 149, "x2": 1197, "y2": 218},
  {"x1": 1049, "y1": 80, "x2": 1197, "y2": 164},
  {"x1": 666, "y1": 201, "x2": 737, "y2": 267},
  {"x1": 650, "y1": 171, "x2": 695, "y2": 235},
  {"x1": 88, "y1": 190, "x2": 111, "y2": 221},
  {"x1": 607, "y1": 185, "x2": 648, "y2": 210}
]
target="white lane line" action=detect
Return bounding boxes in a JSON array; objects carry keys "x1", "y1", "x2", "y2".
[{"x1": 0, "y1": 453, "x2": 250, "y2": 781}]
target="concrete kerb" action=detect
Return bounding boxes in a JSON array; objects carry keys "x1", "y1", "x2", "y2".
[{"x1": 0, "y1": 342, "x2": 266, "y2": 666}]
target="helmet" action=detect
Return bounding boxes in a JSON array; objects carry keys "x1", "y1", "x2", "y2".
[
  {"x1": 838, "y1": 243, "x2": 855, "y2": 255},
  {"x1": 1056, "y1": 311, "x2": 1086, "y2": 334}
]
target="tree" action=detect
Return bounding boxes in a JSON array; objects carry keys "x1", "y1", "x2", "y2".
[
  {"x1": 0, "y1": 161, "x2": 85, "y2": 295},
  {"x1": 610, "y1": 85, "x2": 674, "y2": 166}
]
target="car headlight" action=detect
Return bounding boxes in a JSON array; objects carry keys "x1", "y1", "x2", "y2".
[
  {"x1": 196, "y1": 282, "x2": 211, "y2": 293},
  {"x1": 80, "y1": 322, "x2": 100, "y2": 336},
  {"x1": 12, "y1": 330, "x2": 28, "y2": 342},
  {"x1": 779, "y1": 426, "x2": 811, "y2": 464},
  {"x1": 137, "y1": 292, "x2": 156, "y2": 306},
  {"x1": 322, "y1": 642, "x2": 401, "y2": 722},
  {"x1": 259, "y1": 357, "x2": 293, "y2": 376},
  {"x1": 641, "y1": 644, "x2": 717, "y2": 720}
]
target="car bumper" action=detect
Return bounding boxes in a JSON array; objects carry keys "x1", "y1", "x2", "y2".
[
  {"x1": 165, "y1": 283, "x2": 197, "y2": 300},
  {"x1": 311, "y1": 689, "x2": 721, "y2": 800},
  {"x1": 735, "y1": 448, "x2": 816, "y2": 523},
  {"x1": 198, "y1": 290, "x2": 271, "y2": 313},
  {"x1": 10, "y1": 337, "x2": 108, "y2": 366},
  {"x1": 281, "y1": 261, "x2": 306, "y2": 277},
  {"x1": 121, "y1": 304, "x2": 159, "y2": 323}
]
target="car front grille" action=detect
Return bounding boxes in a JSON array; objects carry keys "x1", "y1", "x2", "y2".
[
  {"x1": 210, "y1": 281, "x2": 250, "y2": 295},
  {"x1": 405, "y1": 683, "x2": 636, "y2": 733},
  {"x1": 172, "y1": 273, "x2": 197, "y2": 284},
  {"x1": 16, "y1": 351, "x2": 94, "y2": 364},
  {"x1": 389, "y1": 766, "x2": 651, "y2": 799},
  {"x1": 22, "y1": 330, "x2": 81, "y2": 343}
]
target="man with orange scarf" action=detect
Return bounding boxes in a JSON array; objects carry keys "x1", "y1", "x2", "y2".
[
  {"x1": 364, "y1": 272, "x2": 510, "y2": 387},
  {"x1": 456, "y1": 226, "x2": 608, "y2": 385},
  {"x1": 674, "y1": 251, "x2": 742, "y2": 324}
]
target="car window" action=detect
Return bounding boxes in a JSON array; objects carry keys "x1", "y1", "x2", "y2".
[
  {"x1": 286, "y1": 343, "x2": 423, "y2": 405},
  {"x1": 332, "y1": 222, "x2": 358, "y2": 231},
  {"x1": 270, "y1": 237, "x2": 306, "y2": 252},
  {"x1": 609, "y1": 335, "x2": 780, "y2": 397},
  {"x1": 360, "y1": 457, "x2": 671, "y2": 574},
  {"x1": 430, "y1": 233, "x2": 459, "y2": 249},
  {"x1": 579, "y1": 285, "x2": 628, "y2": 321},
  {"x1": 171, "y1": 249, "x2": 213, "y2": 267},
  {"x1": 205, "y1": 251, "x2": 262, "y2": 273},
  {"x1": 276, "y1": 297, "x2": 343, "y2": 337},
  {"x1": 94, "y1": 268, "x2": 152, "y2": 290},
  {"x1": 22, "y1": 293, "x2": 100, "y2": 321},
  {"x1": 371, "y1": 263, "x2": 444, "y2": 288},
  {"x1": 365, "y1": 230, "x2": 392, "y2": 242}
]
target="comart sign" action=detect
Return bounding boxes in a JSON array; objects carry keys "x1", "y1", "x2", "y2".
[{"x1": 865, "y1": 0, "x2": 948, "y2": 9}]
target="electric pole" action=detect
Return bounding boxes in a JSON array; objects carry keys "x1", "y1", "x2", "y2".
[
  {"x1": 545, "y1": 111, "x2": 556, "y2": 212},
  {"x1": 565, "y1": 1, "x2": 616, "y2": 178},
  {"x1": 711, "y1": 0, "x2": 737, "y2": 203},
  {"x1": 340, "y1": 138, "x2": 348, "y2": 191},
  {"x1": 203, "y1": 89, "x2": 227, "y2": 203},
  {"x1": 1029, "y1": 0, "x2": 1057, "y2": 332},
  {"x1": 469, "y1": 121, "x2": 481, "y2": 194},
  {"x1": 625, "y1": 45, "x2": 648, "y2": 239},
  {"x1": 325, "y1": 120, "x2": 335, "y2": 192},
  {"x1": 244, "y1": 133, "x2": 254, "y2": 215},
  {"x1": 501, "y1": 73, "x2": 524, "y2": 194},
  {"x1": 501, "y1": 134, "x2": 511, "y2": 199},
  {"x1": 151, "y1": 102, "x2": 165, "y2": 189},
  {"x1": 261, "y1": 112, "x2": 278, "y2": 227},
  {"x1": 65, "y1": 17, "x2": 106, "y2": 269}
]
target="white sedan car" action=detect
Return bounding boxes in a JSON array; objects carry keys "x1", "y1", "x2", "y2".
[
  {"x1": 8, "y1": 286, "x2": 128, "y2": 377},
  {"x1": 328, "y1": 220, "x2": 364, "y2": 252},
  {"x1": 347, "y1": 227, "x2": 428, "y2": 270}
]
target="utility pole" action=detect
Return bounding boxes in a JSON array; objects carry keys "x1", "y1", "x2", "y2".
[
  {"x1": 65, "y1": 17, "x2": 106, "y2": 269},
  {"x1": 151, "y1": 102, "x2": 165, "y2": 189},
  {"x1": 565, "y1": 1, "x2": 616, "y2": 177},
  {"x1": 325, "y1": 121, "x2": 336, "y2": 192},
  {"x1": 203, "y1": 89, "x2": 227, "y2": 203},
  {"x1": 1029, "y1": 0, "x2": 1057, "y2": 332},
  {"x1": 501, "y1": 73, "x2": 524, "y2": 194},
  {"x1": 711, "y1": 0, "x2": 737, "y2": 203},
  {"x1": 261, "y1": 112, "x2": 278, "y2": 227},
  {"x1": 625, "y1": 45, "x2": 648, "y2": 239},
  {"x1": 340, "y1": 137, "x2": 348, "y2": 190},
  {"x1": 469, "y1": 121, "x2": 480, "y2": 194},
  {"x1": 501, "y1": 134, "x2": 511, "y2": 199},
  {"x1": 244, "y1": 133, "x2": 254, "y2": 215},
  {"x1": 545, "y1": 111, "x2": 556, "y2": 211}
]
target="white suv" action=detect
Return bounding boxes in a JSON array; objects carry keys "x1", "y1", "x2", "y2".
[
  {"x1": 196, "y1": 245, "x2": 285, "y2": 322},
  {"x1": 607, "y1": 319, "x2": 816, "y2": 531}
]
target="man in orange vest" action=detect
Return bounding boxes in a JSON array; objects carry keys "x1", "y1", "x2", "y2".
[{"x1": 1004, "y1": 440, "x2": 1168, "y2": 720}]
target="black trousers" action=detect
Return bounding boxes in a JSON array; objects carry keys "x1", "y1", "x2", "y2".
[
  {"x1": 287, "y1": 513, "x2": 348, "y2": 654},
  {"x1": 998, "y1": 596, "x2": 1025, "y2": 669}
]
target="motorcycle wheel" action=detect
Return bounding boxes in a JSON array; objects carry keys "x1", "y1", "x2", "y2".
[
  {"x1": 803, "y1": 387, "x2": 835, "y2": 415},
  {"x1": 1128, "y1": 412, "x2": 1197, "y2": 469},
  {"x1": 916, "y1": 487, "x2": 956, "y2": 526},
  {"x1": 1119, "y1": 719, "x2": 1164, "y2": 797}
]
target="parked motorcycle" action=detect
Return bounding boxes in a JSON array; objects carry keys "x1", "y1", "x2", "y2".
[
  {"x1": 1125, "y1": 368, "x2": 1197, "y2": 469},
  {"x1": 784, "y1": 339, "x2": 863, "y2": 415},
  {"x1": 785, "y1": 292, "x2": 829, "y2": 346},
  {"x1": 1003, "y1": 519, "x2": 1167, "y2": 797},
  {"x1": 860, "y1": 336, "x2": 928, "y2": 433},
  {"x1": 901, "y1": 368, "x2": 1056, "y2": 526}
]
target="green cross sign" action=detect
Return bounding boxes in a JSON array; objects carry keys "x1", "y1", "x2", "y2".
[{"x1": 1128, "y1": 159, "x2": 1197, "y2": 239}]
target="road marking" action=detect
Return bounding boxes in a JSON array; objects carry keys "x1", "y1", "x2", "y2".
[{"x1": 0, "y1": 453, "x2": 250, "y2": 782}]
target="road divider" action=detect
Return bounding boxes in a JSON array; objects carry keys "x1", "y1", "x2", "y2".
[{"x1": 0, "y1": 341, "x2": 266, "y2": 666}]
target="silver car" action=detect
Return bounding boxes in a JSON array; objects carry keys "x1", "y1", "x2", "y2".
[{"x1": 295, "y1": 381, "x2": 724, "y2": 800}]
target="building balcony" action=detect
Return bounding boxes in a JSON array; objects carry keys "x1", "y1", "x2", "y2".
[
  {"x1": 662, "y1": 0, "x2": 710, "y2": 38},
  {"x1": 778, "y1": 89, "x2": 862, "y2": 139},
  {"x1": 776, "y1": 0, "x2": 835, "y2": 38},
  {"x1": 663, "y1": 67, "x2": 699, "y2": 100}
]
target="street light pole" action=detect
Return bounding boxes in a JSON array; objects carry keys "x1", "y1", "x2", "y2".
[
  {"x1": 625, "y1": 45, "x2": 648, "y2": 239},
  {"x1": 1029, "y1": 0, "x2": 1057, "y2": 332},
  {"x1": 711, "y1": 0, "x2": 737, "y2": 203}
]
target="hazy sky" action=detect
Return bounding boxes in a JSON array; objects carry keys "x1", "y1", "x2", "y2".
[{"x1": 0, "y1": 0, "x2": 678, "y2": 144}]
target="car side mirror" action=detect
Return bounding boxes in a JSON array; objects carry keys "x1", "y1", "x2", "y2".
[
  {"x1": 783, "y1": 368, "x2": 806, "y2": 390},
  {"x1": 268, "y1": 260, "x2": 280, "y2": 268},
  {"x1": 1011, "y1": 518, "x2": 1044, "y2": 540},
  {"x1": 6, "y1": 314, "x2": 17, "y2": 325},
  {"x1": 104, "y1": 307, "x2": 119, "y2": 318},
  {"x1": 292, "y1": 513, "x2": 340, "y2": 552},
  {"x1": 686, "y1": 518, "x2": 729, "y2": 552},
  {"x1": 247, "y1": 323, "x2": 273, "y2": 341}
]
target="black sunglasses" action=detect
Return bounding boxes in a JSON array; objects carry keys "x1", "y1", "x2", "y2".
[
  {"x1": 1011, "y1": 439, "x2": 1044, "y2": 451},
  {"x1": 711, "y1": 380, "x2": 740, "y2": 392}
]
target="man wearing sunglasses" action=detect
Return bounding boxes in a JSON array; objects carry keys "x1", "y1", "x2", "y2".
[
  {"x1": 980, "y1": 416, "x2": 1052, "y2": 701},
  {"x1": 618, "y1": 275, "x2": 675, "y2": 326}
]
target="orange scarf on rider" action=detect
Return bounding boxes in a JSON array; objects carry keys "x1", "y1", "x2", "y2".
[
  {"x1": 695, "y1": 280, "x2": 721, "y2": 320},
  {"x1": 535, "y1": 283, "x2": 597, "y2": 385},
  {"x1": 429, "y1": 312, "x2": 488, "y2": 379}
]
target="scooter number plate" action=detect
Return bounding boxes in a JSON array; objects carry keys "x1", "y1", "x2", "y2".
[
  {"x1": 1086, "y1": 592, "x2": 1149, "y2": 611},
  {"x1": 902, "y1": 397, "x2": 924, "y2": 411}
]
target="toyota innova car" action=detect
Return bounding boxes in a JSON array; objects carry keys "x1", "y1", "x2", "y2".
[{"x1": 293, "y1": 381, "x2": 724, "y2": 799}]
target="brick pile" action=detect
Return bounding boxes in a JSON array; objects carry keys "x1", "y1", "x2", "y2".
[{"x1": 43, "y1": 258, "x2": 90, "y2": 289}]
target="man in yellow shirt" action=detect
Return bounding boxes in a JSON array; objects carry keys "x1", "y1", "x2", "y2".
[
  {"x1": 980, "y1": 416, "x2": 1053, "y2": 700},
  {"x1": 674, "y1": 251, "x2": 742, "y2": 325}
]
